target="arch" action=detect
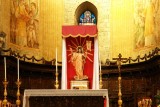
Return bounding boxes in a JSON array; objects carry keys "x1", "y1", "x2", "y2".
[{"x1": 74, "y1": 1, "x2": 98, "y2": 25}]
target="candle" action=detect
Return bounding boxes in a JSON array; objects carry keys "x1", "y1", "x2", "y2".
[
  {"x1": 17, "y1": 58, "x2": 19, "y2": 80},
  {"x1": 56, "y1": 47, "x2": 58, "y2": 72},
  {"x1": 4, "y1": 57, "x2": 6, "y2": 80}
]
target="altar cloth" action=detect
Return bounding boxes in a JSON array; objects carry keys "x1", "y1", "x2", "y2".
[{"x1": 23, "y1": 89, "x2": 109, "y2": 107}]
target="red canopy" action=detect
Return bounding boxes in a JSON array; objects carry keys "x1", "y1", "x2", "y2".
[{"x1": 62, "y1": 25, "x2": 98, "y2": 37}]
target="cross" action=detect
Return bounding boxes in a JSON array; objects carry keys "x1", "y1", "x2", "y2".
[
  {"x1": 112, "y1": 53, "x2": 128, "y2": 107},
  {"x1": 112, "y1": 53, "x2": 127, "y2": 70}
]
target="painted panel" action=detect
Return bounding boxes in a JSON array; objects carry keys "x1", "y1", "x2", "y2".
[
  {"x1": 134, "y1": 0, "x2": 160, "y2": 49},
  {"x1": 10, "y1": 0, "x2": 39, "y2": 49}
]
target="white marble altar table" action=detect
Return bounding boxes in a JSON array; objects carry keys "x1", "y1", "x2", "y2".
[{"x1": 23, "y1": 89, "x2": 109, "y2": 107}]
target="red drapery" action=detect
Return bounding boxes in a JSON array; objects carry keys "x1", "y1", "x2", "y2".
[
  {"x1": 62, "y1": 25, "x2": 98, "y2": 89},
  {"x1": 62, "y1": 25, "x2": 97, "y2": 37}
]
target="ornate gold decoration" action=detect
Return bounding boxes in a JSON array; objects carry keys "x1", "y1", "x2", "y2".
[
  {"x1": 138, "y1": 98, "x2": 152, "y2": 107},
  {"x1": 16, "y1": 79, "x2": 21, "y2": 107},
  {"x1": 3, "y1": 79, "x2": 8, "y2": 107},
  {"x1": 99, "y1": 72, "x2": 103, "y2": 89},
  {"x1": 54, "y1": 47, "x2": 59, "y2": 89},
  {"x1": 99, "y1": 53, "x2": 103, "y2": 89},
  {"x1": 113, "y1": 54, "x2": 127, "y2": 107},
  {"x1": 55, "y1": 72, "x2": 59, "y2": 89}
]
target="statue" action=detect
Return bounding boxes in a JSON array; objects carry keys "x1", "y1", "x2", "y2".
[{"x1": 70, "y1": 46, "x2": 88, "y2": 80}]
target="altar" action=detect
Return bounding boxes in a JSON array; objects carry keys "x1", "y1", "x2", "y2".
[
  {"x1": 23, "y1": 89, "x2": 109, "y2": 107},
  {"x1": 22, "y1": 25, "x2": 108, "y2": 107}
]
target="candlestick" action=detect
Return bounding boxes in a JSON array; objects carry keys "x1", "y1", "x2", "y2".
[
  {"x1": 56, "y1": 47, "x2": 58, "y2": 72},
  {"x1": 4, "y1": 57, "x2": 6, "y2": 80},
  {"x1": 55, "y1": 72, "x2": 59, "y2": 89},
  {"x1": 54, "y1": 47, "x2": 59, "y2": 89},
  {"x1": 17, "y1": 58, "x2": 19, "y2": 80},
  {"x1": 3, "y1": 79, "x2": 8, "y2": 107},
  {"x1": 16, "y1": 79, "x2": 21, "y2": 107},
  {"x1": 99, "y1": 72, "x2": 103, "y2": 89}
]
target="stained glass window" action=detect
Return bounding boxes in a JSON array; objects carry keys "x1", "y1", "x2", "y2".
[{"x1": 79, "y1": 11, "x2": 96, "y2": 25}]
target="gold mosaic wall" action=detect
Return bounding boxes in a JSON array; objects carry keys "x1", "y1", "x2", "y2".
[{"x1": 110, "y1": 0, "x2": 135, "y2": 59}]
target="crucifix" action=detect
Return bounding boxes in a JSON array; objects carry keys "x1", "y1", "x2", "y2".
[{"x1": 113, "y1": 53, "x2": 127, "y2": 107}]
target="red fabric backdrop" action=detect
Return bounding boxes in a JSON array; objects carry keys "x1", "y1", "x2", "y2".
[
  {"x1": 62, "y1": 25, "x2": 97, "y2": 37},
  {"x1": 66, "y1": 37, "x2": 94, "y2": 89},
  {"x1": 62, "y1": 25, "x2": 97, "y2": 89}
]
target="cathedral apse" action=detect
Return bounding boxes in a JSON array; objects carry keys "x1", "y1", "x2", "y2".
[
  {"x1": 134, "y1": 0, "x2": 160, "y2": 49},
  {"x1": 10, "y1": 0, "x2": 39, "y2": 49}
]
